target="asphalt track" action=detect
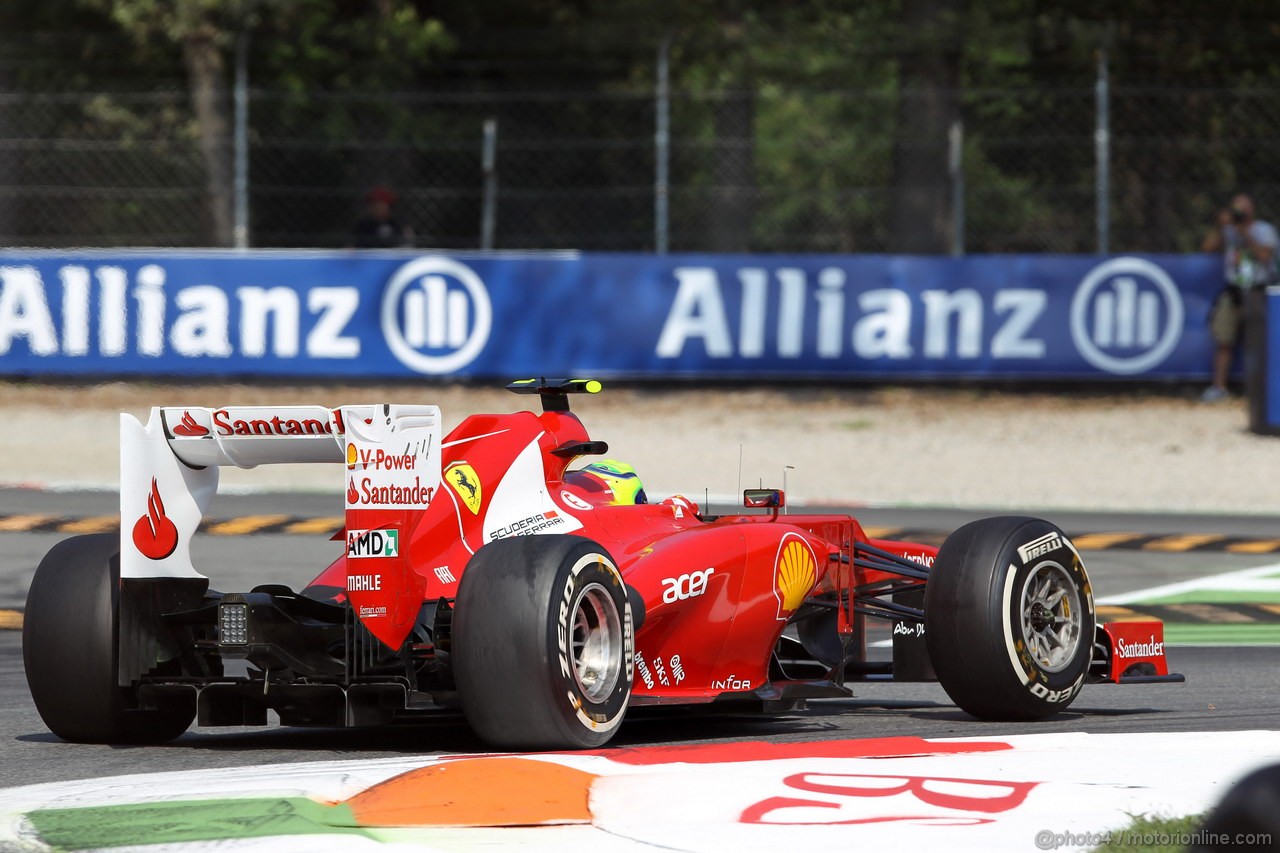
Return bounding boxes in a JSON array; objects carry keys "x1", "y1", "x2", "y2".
[{"x1": 2, "y1": 489, "x2": 1278, "y2": 792}]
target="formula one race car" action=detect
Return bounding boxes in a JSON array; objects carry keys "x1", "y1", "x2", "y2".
[{"x1": 23, "y1": 380, "x2": 1182, "y2": 749}]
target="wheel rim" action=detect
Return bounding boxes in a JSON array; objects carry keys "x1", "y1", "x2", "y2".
[
  {"x1": 570, "y1": 582, "x2": 623, "y2": 703},
  {"x1": 1019, "y1": 561, "x2": 1083, "y2": 673}
]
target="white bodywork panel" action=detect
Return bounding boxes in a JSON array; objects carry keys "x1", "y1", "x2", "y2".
[
  {"x1": 343, "y1": 405, "x2": 443, "y2": 510},
  {"x1": 119, "y1": 410, "x2": 219, "y2": 581},
  {"x1": 119, "y1": 404, "x2": 442, "y2": 580},
  {"x1": 481, "y1": 433, "x2": 584, "y2": 544}
]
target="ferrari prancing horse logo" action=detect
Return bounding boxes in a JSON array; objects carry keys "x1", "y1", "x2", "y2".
[{"x1": 445, "y1": 462, "x2": 482, "y2": 515}]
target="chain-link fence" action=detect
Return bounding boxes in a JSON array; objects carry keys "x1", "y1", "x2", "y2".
[{"x1": 2, "y1": 64, "x2": 1278, "y2": 253}]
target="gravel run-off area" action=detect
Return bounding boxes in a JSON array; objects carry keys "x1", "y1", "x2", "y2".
[{"x1": 1, "y1": 381, "x2": 1276, "y2": 516}]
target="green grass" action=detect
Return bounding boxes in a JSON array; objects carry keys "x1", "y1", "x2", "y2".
[
  {"x1": 1135, "y1": 567, "x2": 1280, "y2": 605},
  {"x1": 27, "y1": 798, "x2": 371, "y2": 849},
  {"x1": 1094, "y1": 813, "x2": 1204, "y2": 852},
  {"x1": 1143, "y1": 590, "x2": 1280, "y2": 604},
  {"x1": 1165, "y1": 623, "x2": 1280, "y2": 645}
]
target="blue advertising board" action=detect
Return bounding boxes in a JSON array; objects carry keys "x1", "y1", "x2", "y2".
[
  {"x1": 1269, "y1": 288, "x2": 1280, "y2": 426},
  {"x1": 0, "y1": 250, "x2": 1221, "y2": 381}
]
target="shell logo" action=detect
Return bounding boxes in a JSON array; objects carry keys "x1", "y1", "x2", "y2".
[
  {"x1": 774, "y1": 536, "x2": 817, "y2": 620},
  {"x1": 346, "y1": 442, "x2": 358, "y2": 469}
]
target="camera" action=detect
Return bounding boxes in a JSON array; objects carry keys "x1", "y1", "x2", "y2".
[{"x1": 1231, "y1": 207, "x2": 1248, "y2": 224}]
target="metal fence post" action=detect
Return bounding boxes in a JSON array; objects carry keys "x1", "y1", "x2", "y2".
[
  {"x1": 1095, "y1": 48, "x2": 1110, "y2": 255},
  {"x1": 949, "y1": 119, "x2": 964, "y2": 257},
  {"x1": 480, "y1": 118, "x2": 498, "y2": 250},
  {"x1": 0, "y1": 83, "x2": 11, "y2": 243},
  {"x1": 655, "y1": 34, "x2": 671, "y2": 255},
  {"x1": 232, "y1": 31, "x2": 250, "y2": 250}
]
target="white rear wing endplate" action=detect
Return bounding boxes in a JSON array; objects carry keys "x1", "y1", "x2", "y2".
[{"x1": 120, "y1": 404, "x2": 441, "y2": 580}]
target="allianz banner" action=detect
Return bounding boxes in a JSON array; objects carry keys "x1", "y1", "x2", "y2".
[{"x1": 0, "y1": 251, "x2": 1220, "y2": 380}]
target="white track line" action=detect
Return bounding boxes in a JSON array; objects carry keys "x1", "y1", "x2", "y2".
[
  {"x1": 7, "y1": 731, "x2": 1278, "y2": 853},
  {"x1": 1097, "y1": 561, "x2": 1280, "y2": 605}
]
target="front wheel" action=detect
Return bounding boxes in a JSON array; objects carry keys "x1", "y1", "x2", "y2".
[
  {"x1": 924, "y1": 517, "x2": 1094, "y2": 720},
  {"x1": 452, "y1": 535, "x2": 634, "y2": 749}
]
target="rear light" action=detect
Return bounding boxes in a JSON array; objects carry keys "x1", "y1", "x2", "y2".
[{"x1": 219, "y1": 602, "x2": 249, "y2": 645}]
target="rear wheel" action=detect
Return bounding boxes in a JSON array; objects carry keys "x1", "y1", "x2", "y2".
[
  {"x1": 23, "y1": 534, "x2": 194, "y2": 743},
  {"x1": 924, "y1": 517, "x2": 1093, "y2": 720},
  {"x1": 452, "y1": 535, "x2": 633, "y2": 749}
]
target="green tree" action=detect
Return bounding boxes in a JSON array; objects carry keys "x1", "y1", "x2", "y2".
[
  {"x1": 80, "y1": 0, "x2": 254, "y2": 245},
  {"x1": 79, "y1": 0, "x2": 452, "y2": 246}
]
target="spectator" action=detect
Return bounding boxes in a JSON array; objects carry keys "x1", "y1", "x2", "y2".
[
  {"x1": 1200, "y1": 193, "x2": 1278, "y2": 402},
  {"x1": 351, "y1": 186, "x2": 413, "y2": 249}
]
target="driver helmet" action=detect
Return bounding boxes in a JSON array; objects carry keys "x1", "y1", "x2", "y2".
[{"x1": 566, "y1": 459, "x2": 647, "y2": 505}]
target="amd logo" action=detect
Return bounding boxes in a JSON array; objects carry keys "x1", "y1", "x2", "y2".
[{"x1": 346, "y1": 528, "x2": 400, "y2": 559}]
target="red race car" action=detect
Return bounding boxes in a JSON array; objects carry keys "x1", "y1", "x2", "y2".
[{"x1": 23, "y1": 379, "x2": 1181, "y2": 749}]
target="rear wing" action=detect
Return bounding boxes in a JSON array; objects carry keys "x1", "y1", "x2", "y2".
[{"x1": 120, "y1": 404, "x2": 441, "y2": 580}]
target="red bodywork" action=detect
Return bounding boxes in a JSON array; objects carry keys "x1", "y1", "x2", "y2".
[
  {"x1": 1098, "y1": 621, "x2": 1172, "y2": 681},
  {"x1": 306, "y1": 403, "x2": 924, "y2": 702},
  {"x1": 303, "y1": 395, "x2": 1172, "y2": 701}
]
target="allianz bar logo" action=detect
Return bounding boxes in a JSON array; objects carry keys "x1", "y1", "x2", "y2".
[
  {"x1": 0, "y1": 263, "x2": 360, "y2": 360},
  {"x1": 0, "y1": 256, "x2": 490, "y2": 375},
  {"x1": 0, "y1": 254, "x2": 1185, "y2": 378},
  {"x1": 655, "y1": 257, "x2": 1184, "y2": 375}
]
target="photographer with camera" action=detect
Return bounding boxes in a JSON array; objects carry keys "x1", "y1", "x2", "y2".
[{"x1": 1200, "y1": 193, "x2": 1278, "y2": 402}]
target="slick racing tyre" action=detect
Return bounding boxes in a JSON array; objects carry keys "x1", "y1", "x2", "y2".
[
  {"x1": 453, "y1": 535, "x2": 633, "y2": 749},
  {"x1": 23, "y1": 534, "x2": 195, "y2": 743},
  {"x1": 924, "y1": 517, "x2": 1094, "y2": 720}
]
